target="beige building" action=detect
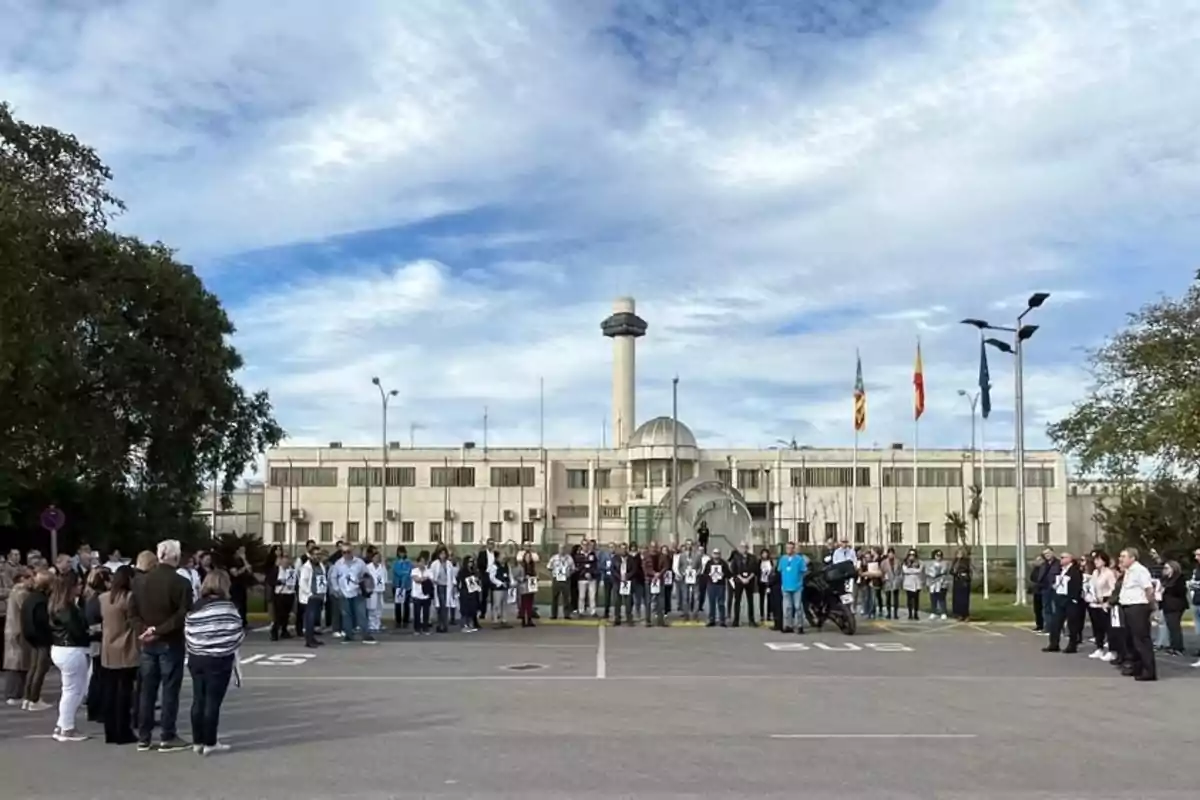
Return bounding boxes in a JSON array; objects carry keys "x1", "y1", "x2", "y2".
[
  {"x1": 262, "y1": 418, "x2": 1067, "y2": 553},
  {"x1": 262, "y1": 296, "x2": 1067, "y2": 553}
]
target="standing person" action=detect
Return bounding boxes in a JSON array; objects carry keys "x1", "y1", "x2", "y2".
[
  {"x1": 410, "y1": 554, "x2": 433, "y2": 635},
  {"x1": 262, "y1": 545, "x2": 280, "y2": 617},
  {"x1": 696, "y1": 521, "x2": 710, "y2": 553},
  {"x1": 298, "y1": 548, "x2": 328, "y2": 649},
  {"x1": 429, "y1": 548, "x2": 454, "y2": 634},
  {"x1": 129, "y1": 539, "x2": 193, "y2": 752},
  {"x1": 548, "y1": 544, "x2": 574, "y2": 620},
  {"x1": 1029, "y1": 549, "x2": 1055, "y2": 633},
  {"x1": 704, "y1": 549, "x2": 729, "y2": 628},
  {"x1": 1087, "y1": 551, "x2": 1117, "y2": 661},
  {"x1": 475, "y1": 542, "x2": 494, "y2": 622},
  {"x1": 566, "y1": 544, "x2": 582, "y2": 617},
  {"x1": 949, "y1": 548, "x2": 973, "y2": 621},
  {"x1": 924, "y1": 550, "x2": 949, "y2": 621},
  {"x1": 778, "y1": 542, "x2": 807, "y2": 634},
  {"x1": 99, "y1": 566, "x2": 140, "y2": 745},
  {"x1": 271, "y1": 555, "x2": 297, "y2": 641},
  {"x1": 486, "y1": 554, "x2": 511, "y2": 628},
  {"x1": 333, "y1": 546, "x2": 370, "y2": 643},
  {"x1": 729, "y1": 543, "x2": 757, "y2": 627},
  {"x1": 901, "y1": 550, "x2": 924, "y2": 621},
  {"x1": 185, "y1": 570, "x2": 245, "y2": 756},
  {"x1": 457, "y1": 556, "x2": 481, "y2": 633},
  {"x1": 643, "y1": 543, "x2": 667, "y2": 628},
  {"x1": 757, "y1": 548, "x2": 774, "y2": 624},
  {"x1": 391, "y1": 547, "x2": 412, "y2": 630},
  {"x1": 226, "y1": 546, "x2": 253, "y2": 630},
  {"x1": 83, "y1": 567, "x2": 111, "y2": 722},
  {"x1": 0, "y1": 559, "x2": 11, "y2": 677},
  {"x1": 1159, "y1": 560, "x2": 1187, "y2": 656},
  {"x1": 881, "y1": 549, "x2": 901, "y2": 620},
  {"x1": 365, "y1": 550, "x2": 388, "y2": 638},
  {"x1": 628, "y1": 543, "x2": 646, "y2": 622},
  {"x1": 48, "y1": 572, "x2": 92, "y2": 742},
  {"x1": 599, "y1": 543, "x2": 615, "y2": 621},
  {"x1": 610, "y1": 544, "x2": 634, "y2": 626},
  {"x1": 1117, "y1": 547, "x2": 1157, "y2": 682},
  {"x1": 20, "y1": 570, "x2": 55, "y2": 712},
  {"x1": 673, "y1": 541, "x2": 700, "y2": 621},
  {"x1": 576, "y1": 541, "x2": 599, "y2": 619},
  {"x1": 1044, "y1": 553, "x2": 1083, "y2": 653},
  {"x1": 176, "y1": 555, "x2": 202, "y2": 602},
  {"x1": 3, "y1": 569, "x2": 32, "y2": 707},
  {"x1": 1189, "y1": 548, "x2": 1200, "y2": 668},
  {"x1": 517, "y1": 551, "x2": 538, "y2": 628}
]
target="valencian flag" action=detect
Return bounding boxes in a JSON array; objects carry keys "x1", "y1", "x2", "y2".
[
  {"x1": 978, "y1": 339, "x2": 992, "y2": 419},
  {"x1": 913, "y1": 340, "x2": 926, "y2": 419},
  {"x1": 853, "y1": 350, "x2": 867, "y2": 432}
]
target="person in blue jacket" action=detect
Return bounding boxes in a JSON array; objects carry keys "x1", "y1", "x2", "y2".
[
  {"x1": 391, "y1": 547, "x2": 412, "y2": 629},
  {"x1": 778, "y1": 542, "x2": 808, "y2": 634}
]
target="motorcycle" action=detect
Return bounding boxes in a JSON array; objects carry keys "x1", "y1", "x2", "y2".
[{"x1": 802, "y1": 559, "x2": 858, "y2": 635}]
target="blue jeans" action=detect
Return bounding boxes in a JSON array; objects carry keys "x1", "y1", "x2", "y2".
[
  {"x1": 187, "y1": 654, "x2": 233, "y2": 747},
  {"x1": 341, "y1": 595, "x2": 364, "y2": 639},
  {"x1": 305, "y1": 597, "x2": 324, "y2": 644},
  {"x1": 138, "y1": 641, "x2": 184, "y2": 743},
  {"x1": 707, "y1": 584, "x2": 727, "y2": 625},
  {"x1": 1193, "y1": 604, "x2": 1200, "y2": 637},
  {"x1": 783, "y1": 588, "x2": 804, "y2": 630}
]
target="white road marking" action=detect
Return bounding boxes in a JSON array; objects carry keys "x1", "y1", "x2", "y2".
[
  {"x1": 239, "y1": 674, "x2": 1119, "y2": 682},
  {"x1": 770, "y1": 733, "x2": 977, "y2": 740},
  {"x1": 23, "y1": 734, "x2": 55, "y2": 739},
  {"x1": 596, "y1": 623, "x2": 607, "y2": 679},
  {"x1": 967, "y1": 623, "x2": 1006, "y2": 637}
]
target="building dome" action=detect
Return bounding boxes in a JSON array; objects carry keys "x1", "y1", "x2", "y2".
[{"x1": 627, "y1": 416, "x2": 697, "y2": 449}]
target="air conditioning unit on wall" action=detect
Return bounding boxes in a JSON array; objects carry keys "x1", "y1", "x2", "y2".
[
  {"x1": 444, "y1": 509, "x2": 457, "y2": 521},
  {"x1": 289, "y1": 508, "x2": 306, "y2": 520},
  {"x1": 503, "y1": 509, "x2": 516, "y2": 522},
  {"x1": 385, "y1": 510, "x2": 397, "y2": 521},
  {"x1": 527, "y1": 508, "x2": 543, "y2": 521}
]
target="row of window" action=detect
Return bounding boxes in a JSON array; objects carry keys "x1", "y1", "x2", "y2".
[
  {"x1": 271, "y1": 464, "x2": 1057, "y2": 491},
  {"x1": 785, "y1": 520, "x2": 1053, "y2": 545},
  {"x1": 555, "y1": 505, "x2": 625, "y2": 519},
  {"x1": 271, "y1": 519, "x2": 538, "y2": 546}
]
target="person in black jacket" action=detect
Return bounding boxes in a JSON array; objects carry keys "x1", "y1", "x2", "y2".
[
  {"x1": 84, "y1": 568, "x2": 111, "y2": 722},
  {"x1": 705, "y1": 550, "x2": 729, "y2": 627},
  {"x1": 1045, "y1": 553, "x2": 1083, "y2": 653},
  {"x1": 20, "y1": 570, "x2": 55, "y2": 711},
  {"x1": 48, "y1": 572, "x2": 92, "y2": 742},
  {"x1": 609, "y1": 544, "x2": 634, "y2": 626},
  {"x1": 1159, "y1": 560, "x2": 1188, "y2": 655},
  {"x1": 729, "y1": 544, "x2": 758, "y2": 627}
]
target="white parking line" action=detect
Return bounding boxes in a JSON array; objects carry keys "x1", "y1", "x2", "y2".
[
  {"x1": 240, "y1": 674, "x2": 1122, "y2": 682},
  {"x1": 596, "y1": 624, "x2": 607, "y2": 680},
  {"x1": 771, "y1": 733, "x2": 977, "y2": 740}
]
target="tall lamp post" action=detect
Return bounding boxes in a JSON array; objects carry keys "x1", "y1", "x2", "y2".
[
  {"x1": 961, "y1": 291, "x2": 1049, "y2": 606},
  {"x1": 371, "y1": 377, "x2": 399, "y2": 545},
  {"x1": 957, "y1": 388, "x2": 988, "y2": 598}
]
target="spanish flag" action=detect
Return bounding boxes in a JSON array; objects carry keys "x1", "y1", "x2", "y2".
[
  {"x1": 853, "y1": 350, "x2": 866, "y2": 432},
  {"x1": 914, "y1": 339, "x2": 926, "y2": 420}
]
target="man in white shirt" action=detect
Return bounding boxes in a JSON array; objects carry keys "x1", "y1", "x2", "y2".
[
  {"x1": 1117, "y1": 547, "x2": 1156, "y2": 681},
  {"x1": 832, "y1": 540, "x2": 857, "y2": 565},
  {"x1": 334, "y1": 546, "x2": 373, "y2": 644},
  {"x1": 176, "y1": 555, "x2": 202, "y2": 601}
]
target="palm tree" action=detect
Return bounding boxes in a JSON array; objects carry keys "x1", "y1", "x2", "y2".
[
  {"x1": 966, "y1": 484, "x2": 983, "y2": 545},
  {"x1": 944, "y1": 511, "x2": 968, "y2": 547}
]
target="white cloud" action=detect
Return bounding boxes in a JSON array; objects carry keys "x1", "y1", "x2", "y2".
[{"x1": 4, "y1": 0, "x2": 1199, "y2": 461}]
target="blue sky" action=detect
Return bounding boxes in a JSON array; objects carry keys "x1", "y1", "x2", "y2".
[{"x1": 4, "y1": 0, "x2": 1199, "y2": 459}]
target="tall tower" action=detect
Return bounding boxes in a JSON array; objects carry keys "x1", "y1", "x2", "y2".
[{"x1": 600, "y1": 296, "x2": 647, "y2": 448}]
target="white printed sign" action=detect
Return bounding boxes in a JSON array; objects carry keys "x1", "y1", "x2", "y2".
[{"x1": 764, "y1": 642, "x2": 913, "y2": 652}]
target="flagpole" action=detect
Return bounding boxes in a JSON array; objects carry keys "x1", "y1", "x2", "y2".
[
  {"x1": 851, "y1": 429, "x2": 858, "y2": 541},
  {"x1": 912, "y1": 413, "x2": 918, "y2": 547},
  {"x1": 981, "y1": 414, "x2": 989, "y2": 598}
]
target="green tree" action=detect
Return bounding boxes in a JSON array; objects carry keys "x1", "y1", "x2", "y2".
[
  {"x1": 1090, "y1": 478, "x2": 1200, "y2": 559},
  {"x1": 944, "y1": 511, "x2": 968, "y2": 546},
  {"x1": 0, "y1": 103, "x2": 283, "y2": 546},
  {"x1": 1048, "y1": 271, "x2": 1200, "y2": 479}
]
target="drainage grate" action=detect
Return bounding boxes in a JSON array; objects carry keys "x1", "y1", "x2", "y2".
[{"x1": 502, "y1": 663, "x2": 546, "y2": 671}]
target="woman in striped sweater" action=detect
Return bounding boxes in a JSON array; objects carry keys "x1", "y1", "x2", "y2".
[{"x1": 185, "y1": 569, "x2": 244, "y2": 756}]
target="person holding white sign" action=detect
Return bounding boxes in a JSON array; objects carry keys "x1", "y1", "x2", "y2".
[
  {"x1": 364, "y1": 550, "x2": 388, "y2": 637},
  {"x1": 548, "y1": 544, "x2": 574, "y2": 620},
  {"x1": 486, "y1": 555, "x2": 512, "y2": 629},
  {"x1": 409, "y1": 555, "x2": 433, "y2": 635},
  {"x1": 704, "y1": 549, "x2": 729, "y2": 628},
  {"x1": 298, "y1": 547, "x2": 328, "y2": 649},
  {"x1": 673, "y1": 540, "x2": 700, "y2": 621},
  {"x1": 517, "y1": 552, "x2": 539, "y2": 628},
  {"x1": 642, "y1": 543, "x2": 668, "y2": 628},
  {"x1": 457, "y1": 556, "x2": 481, "y2": 633},
  {"x1": 609, "y1": 543, "x2": 634, "y2": 626}
]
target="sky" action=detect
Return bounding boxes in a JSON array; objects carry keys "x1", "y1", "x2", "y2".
[{"x1": 4, "y1": 0, "x2": 1199, "y2": 462}]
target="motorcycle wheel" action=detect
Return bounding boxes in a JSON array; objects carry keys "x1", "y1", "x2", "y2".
[{"x1": 835, "y1": 609, "x2": 858, "y2": 636}]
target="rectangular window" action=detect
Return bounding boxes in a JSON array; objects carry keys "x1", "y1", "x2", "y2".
[
  {"x1": 491, "y1": 467, "x2": 536, "y2": 488},
  {"x1": 917, "y1": 522, "x2": 930, "y2": 544},
  {"x1": 716, "y1": 469, "x2": 732, "y2": 485},
  {"x1": 566, "y1": 469, "x2": 589, "y2": 489},
  {"x1": 889, "y1": 521, "x2": 903, "y2": 544},
  {"x1": 973, "y1": 467, "x2": 1016, "y2": 488},
  {"x1": 295, "y1": 521, "x2": 310, "y2": 543},
  {"x1": 429, "y1": 521, "x2": 443, "y2": 543},
  {"x1": 348, "y1": 467, "x2": 383, "y2": 487},
  {"x1": 738, "y1": 469, "x2": 761, "y2": 489},
  {"x1": 595, "y1": 469, "x2": 612, "y2": 489},
  {"x1": 1037, "y1": 522, "x2": 1050, "y2": 545},
  {"x1": 460, "y1": 521, "x2": 475, "y2": 544},
  {"x1": 600, "y1": 505, "x2": 624, "y2": 519},
  {"x1": 271, "y1": 522, "x2": 286, "y2": 544},
  {"x1": 1026, "y1": 468, "x2": 1056, "y2": 488},
  {"x1": 401, "y1": 521, "x2": 414, "y2": 543},
  {"x1": 346, "y1": 521, "x2": 360, "y2": 543},
  {"x1": 793, "y1": 467, "x2": 871, "y2": 488},
  {"x1": 385, "y1": 466, "x2": 416, "y2": 487},
  {"x1": 854, "y1": 521, "x2": 865, "y2": 543},
  {"x1": 373, "y1": 520, "x2": 384, "y2": 542},
  {"x1": 521, "y1": 521, "x2": 535, "y2": 544},
  {"x1": 488, "y1": 521, "x2": 503, "y2": 541},
  {"x1": 319, "y1": 521, "x2": 333, "y2": 542},
  {"x1": 824, "y1": 521, "x2": 838, "y2": 539},
  {"x1": 917, "y1": 468, "x2": 963, "y2": 488},
  {"x1": 881, "y1": 468, "x2": 914, "y2": 488},
  {"x1": 943, "y1": 522, "x2": 957, "y2": 543},
  {"x1": 796, "y1": 521, "x2": 811, "y2": 543},
  {"x1": 556, "y1": 505, "x2": 589, "y2": 519},
  {"x1": 431, "y1": 467, "x2": 476, "y2": 488},
  {"x1": 269, "y1": 466, "x2": 338, "y2": 487},
  {"x1": 649, "y1": 465, "x2": 666, "y2": 487}
]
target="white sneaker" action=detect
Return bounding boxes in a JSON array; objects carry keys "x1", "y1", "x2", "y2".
[
  {"x1": 1191, "y1": 659, "x2": 1200, "y2": 668},
  {"x1": 193, "y1": 745, "x2": 205, "y2": 754},
  {"x1": 25, "y1": 700, "x2": 52, "y2": 712},
  {"x1": 5, "y1": 698, "x2": 21, "y2": 706},
  {"x1": 332, "y1": 631, "x2": 345, "y2": 639},
  {"x1": 940, "y1": 614, "x2": 948, "y2": 620},
  {"x1": 204, "y1": 742, "x2": 231, "y2": 754},
  {"x1": 1088, "y1": 649, "x2": 1103, "y2": 659},
  {"x1": 1102, "y1": 651, "x2": 1117, "y2": 662},
  {"x1": 53, "y1": 729, "x2": 89, "y2": 742}
]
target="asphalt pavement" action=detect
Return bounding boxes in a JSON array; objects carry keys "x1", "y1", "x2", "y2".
[{"x1": 1, "y1": 619, "x2": 1197, "y2": 799}]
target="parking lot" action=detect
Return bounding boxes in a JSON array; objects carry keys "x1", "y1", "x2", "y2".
[{"x1": 1, "y1": 621, "x2": 1197, "y2": 799}]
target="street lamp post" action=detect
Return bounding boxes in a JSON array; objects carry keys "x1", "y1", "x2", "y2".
[
  {"x1": 961, "y1": 292, "x2": 1049, "y2": 606},
  {"x1": 957, "y1": 388, "x2": 989, "y2": 599},
  {"x1": 371, "y1": 377, "x2": 399, "y2": 546}
]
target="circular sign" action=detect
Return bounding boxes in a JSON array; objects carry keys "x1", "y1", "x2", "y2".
[{"x1": 40, "y1": 505, "x2": 65, "y2": 532}]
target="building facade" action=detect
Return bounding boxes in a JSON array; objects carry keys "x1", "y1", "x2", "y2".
[{"x1": 262, "y1": 417, "x2": 1068, "y2": 553}]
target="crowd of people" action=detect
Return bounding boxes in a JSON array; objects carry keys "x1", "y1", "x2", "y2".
[{"x1": 1, "y1": 541, "x2": 243, "y2": 752}]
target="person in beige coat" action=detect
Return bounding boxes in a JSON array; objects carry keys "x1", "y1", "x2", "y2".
[
  {"x1": 3, "y1": 570, "x2": 32, "y2": 705},
  {"x1": 99, "y1": 566, "x2": 140, "y2": 745}
]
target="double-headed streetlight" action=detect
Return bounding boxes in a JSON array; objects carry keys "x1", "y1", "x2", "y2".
[
  {"x1": 371, "y1": 377, "x2": 399, "y2": 543},
  {"x1": 961, "y1": 292, "x2": 1050, "y2": 606}
]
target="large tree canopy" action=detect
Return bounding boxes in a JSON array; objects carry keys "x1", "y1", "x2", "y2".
[
  {"x1": 1048, "y1": 271, "x2": 1200, "y2": 480},
  {"x1": 0, "y1": 103, "x2": 282, "y2": 551}
]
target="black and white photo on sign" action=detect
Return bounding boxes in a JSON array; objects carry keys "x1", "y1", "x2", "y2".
[
  {"x1": 620, "y1": 580, "x2": 632, "y2": 596},
  {"x1": 685, "y1": 568, "x2": 697, "y2": 584},
  {"x1": 650, "y1": 578, "x2": 661, "y2": 595},
  {"x1": 466, "y1": 576, "x2": 480, "y2": 593}
]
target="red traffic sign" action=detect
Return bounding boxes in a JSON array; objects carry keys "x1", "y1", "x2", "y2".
[{"x1": 40, "y1": 505, "x2": 65, "y2": 532}]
